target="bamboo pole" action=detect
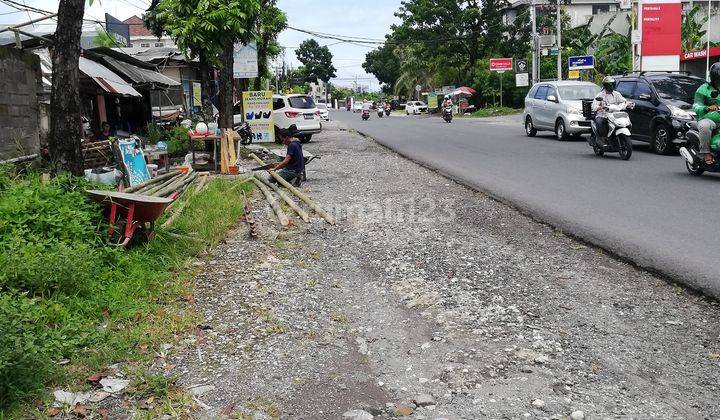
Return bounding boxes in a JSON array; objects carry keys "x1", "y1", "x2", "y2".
[
  {"x1": 252, "y1": 178, "x2": 289, "y2": 226},
  {"x1": 152, "y1": 172, "x2": 191, "y2": 197},
  {"x1": 248, "y1": 153, "x2": 336, "y2": 225},
  {"x1": 157, "y1": 172, "x2": 197, "y2": 197},
  {"x1": 141, "y1": 173, "x2": 182, "y2": 195},
  {"x1": 125, "y1": 170, "x2": 180, "y2": 193},
  {"x1": 167, "y1": 173, "x2": 197, "y2": 197},
  {"x1": 161, "y1": 175, "x2": 209, "y2": 228},
  {"x1": 253, "y1": 173, "x2": 310, "y2": 222},
  {"x1": 242, "y1": 190, "x2": 258, "y2": 238}
]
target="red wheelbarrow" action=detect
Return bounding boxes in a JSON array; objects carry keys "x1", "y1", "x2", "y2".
[{"x1": 87, "y1": 190, "x2": 174, "y2": 246}]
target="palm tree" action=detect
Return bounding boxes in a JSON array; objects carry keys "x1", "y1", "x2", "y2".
[{"x1": 682, "y1": 5, "x2": 708, "y2": 52}]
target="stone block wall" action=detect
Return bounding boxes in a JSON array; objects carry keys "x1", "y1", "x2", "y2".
[{"x1": 0, "y1": 46, "x2": 41, "y2": 160}]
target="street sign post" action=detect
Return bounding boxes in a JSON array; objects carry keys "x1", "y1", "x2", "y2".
[
  {"x1": 490, "y1": 58, "x2": 513, "y2": 107},
  {"x1": 515, "y1": 59, "x2": 529, "y2": 87},
  {"x1": 490, "y1": 58, "x2": 514, "y2": 72},
  {"x1": 568, "y1": 55, "x2": 595, "y2": 70},
  {"x1": 515, "y1": 59, "x2": 528, "y2": 74},
  {"x1": 515, "y1": 73, "x2": 529, "y2": 87},
  {"x1": 234, "y1": 42, "x2": 259, "y2": 79}
]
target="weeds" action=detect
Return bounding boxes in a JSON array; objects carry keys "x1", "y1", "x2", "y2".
[{"x1": 0, "y1": 171, "x2": 252, "y2": 414}]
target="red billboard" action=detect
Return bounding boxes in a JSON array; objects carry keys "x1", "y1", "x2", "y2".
[
  {"x1": 641, "y1": 0, "x2": 681, "y2": 56},
  {"x1": 490, "y1": 58, "x2": 513, "y2": 72}
]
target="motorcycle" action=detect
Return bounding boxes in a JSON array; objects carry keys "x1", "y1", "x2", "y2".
[
  {"x1": 377, "y1": 109, "x2": 384, "y2": 118},
  {"x1": 237, "y1": 122, "x2": 253, "y2": 145},
  {"x1": 443, "y1": 106, "x2": 453, "y2": 123},
  {"x1": 582, "y1": 97, "x2": 634, "y2": 160},
  {"x1": 362, "y1": 109, "x2": 370, "y2": 121},
  {"x1": 679, "y1": 122, "x2": 720, "y2": 176},
  {"x1": 384, "y1": 106, "x2": 391, "y2": 116}
]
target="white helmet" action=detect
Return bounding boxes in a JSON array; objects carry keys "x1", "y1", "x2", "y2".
[{"x1": 195, "y1": 122, "x2": 208, "y2": 135}]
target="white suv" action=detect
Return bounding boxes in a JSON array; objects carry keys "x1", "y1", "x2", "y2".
[
  {"x1": 405, "y1": 101, "x2": 427, "y2": 115},
  {"x1": 233, "y1": 94, "x2": 322, "y2": 143}
]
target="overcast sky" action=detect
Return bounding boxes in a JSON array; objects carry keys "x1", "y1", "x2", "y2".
[{"x1": 0, "y1": 0, "x2": 403, "y2": 90}]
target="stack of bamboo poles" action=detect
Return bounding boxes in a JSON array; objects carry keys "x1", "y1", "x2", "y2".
[
  {"x1": 125, "y1": 170, "x2": 202, "y2": 199},
  {"x1": 247, "y1": 153, "x2": 336, "y2": 227},
  {"x1": 122, "y1": 170, "x2": 211, "y2": 229}
]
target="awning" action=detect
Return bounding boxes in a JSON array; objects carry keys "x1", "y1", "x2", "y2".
[
  {"x1": 98, "y1": 55, "x2": 180, "y2": 88},
  {"x1": 34, "y1": 49, "x2": 141, "y2": 97},
  {"x1": 79, "y1": 56, "x2": 142, "y2": 97}
]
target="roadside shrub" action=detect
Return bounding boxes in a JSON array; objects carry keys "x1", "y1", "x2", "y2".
[
  {"x1": 166, "y1": 126, "x2": 205, "y2": 156},
  {"x1": 0, "y1": 172, "x2": 251, "y2": 413},
  {"x1": 144, "y1": 123, "x2": 166, "y2": 144},
  {"x1": 0, "y1": 174, "x2": 105, "y2": 296}
]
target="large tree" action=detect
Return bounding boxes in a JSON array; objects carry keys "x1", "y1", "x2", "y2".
[
  {"x1": 48, "y1": 0, "x2": 87, "y2": 175},
  {"x1": 363, "y1": 40, "x2": 401, "y2": 93},
  {"x1": 295, "y1": 39, "x2": 336, "y2": 83},
  {"x1": 148, "y1": 0, "x2": 260, "y2": 129},
  {"x1": 254, "y1": 0, "x2": 287, "y2": 90}
]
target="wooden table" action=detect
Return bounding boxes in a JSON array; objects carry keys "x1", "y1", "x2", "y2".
[{"x1": 189, "y1": 131, "x2": 242, "y2": 172}]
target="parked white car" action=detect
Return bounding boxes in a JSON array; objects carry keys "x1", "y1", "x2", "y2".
[
  {"x1": 316, "y1": 103, "x2": 330, "y2": 121},
  {"x1": 405, "y1": 100, "x2": 428, "y2": 115},
  {"x1": 233, "y1": 94, "x2": 322, "y2": 143}
]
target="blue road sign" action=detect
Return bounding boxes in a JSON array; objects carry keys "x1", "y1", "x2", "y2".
[{"x1": 568, "y1": 55, "x2": 595, "y2": 70}]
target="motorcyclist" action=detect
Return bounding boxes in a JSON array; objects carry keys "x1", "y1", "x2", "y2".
[
  {"x1": 593, "y1": 76, "x2": 627, "y2": 146},
  {"x1": 362, "y1": 99, "x2": 371, "y2": 113},
  {"x1": 693, "y1": 62, "x2": 720, "y2": 165},
  {"x1": 442, "y1": 95, "x2": 453, "y2": 109}
]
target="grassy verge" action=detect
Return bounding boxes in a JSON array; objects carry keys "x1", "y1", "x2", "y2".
[
  {"x1": 0, "y1": 166, "x2": 252, "y2": 415},
  {"x1": 461, "y1": 107, "x2": 521, "y2": 118}
]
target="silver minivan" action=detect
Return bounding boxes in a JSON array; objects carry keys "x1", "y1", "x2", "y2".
[{"x1": 523, "y1": 81, "x2": 600, "y2": 140}]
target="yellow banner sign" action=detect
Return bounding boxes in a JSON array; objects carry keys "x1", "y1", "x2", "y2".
[{"x1": 241, "y1": 90, "x2": 275, "y2": 143}]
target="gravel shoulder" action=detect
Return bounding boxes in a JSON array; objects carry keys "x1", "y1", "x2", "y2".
[{"x1": 170, "y1": 120, "x2": 720, "y2": 419}]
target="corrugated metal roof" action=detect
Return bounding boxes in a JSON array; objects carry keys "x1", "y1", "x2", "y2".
[
  {"x1": 78, "y1": 56, "x2": 142, "y2": 97},
  {"x1": 34, "y1": 49, "x2": 141, "y2": 97},
  {"x1": 99, "y1": 54, "x2": 180, "y2": 87}
]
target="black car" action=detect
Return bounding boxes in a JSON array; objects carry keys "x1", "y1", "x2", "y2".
[{"x1": 613, "y1": 72, "x2": 704, "y2": 154}]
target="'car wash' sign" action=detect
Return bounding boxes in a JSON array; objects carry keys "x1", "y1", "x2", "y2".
[{"x1": 568, "y1": 55, "x2": 595, "y2": 70}]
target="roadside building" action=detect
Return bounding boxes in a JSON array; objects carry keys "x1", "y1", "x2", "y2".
[
  {"x1": 309, "y1": 79, "x2": 327, "y2": 103},
  {"x1": 121, "y1": 15, "x2": 176, "y2": 54},
  {"x1": 131, "y1": 47, "x2": 205, "y2": 121},
  {"x1": 681, "y1": 47, "x2": 720, "y2": 77}
]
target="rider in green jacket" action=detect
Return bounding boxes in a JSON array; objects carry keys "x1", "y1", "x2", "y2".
[{"x1": 694, "y1": 62, "x2": 720, "y2": 164}]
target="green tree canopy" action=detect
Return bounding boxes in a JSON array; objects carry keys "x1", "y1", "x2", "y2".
[
  {"x1": 295, "y1": 39, "x2": 337, "y2": 83},
  {"x1": 363, "y1": 40, "x2": 401, "y2": 92},
  {"x1": 147, "y1": 0, "x2": 260, "y2": 67},
  {"x1": 254, "y1": 0, "x2": 287, "y2": 89},
  {"x1": 146, "y1": 0, "x2": 262, "y2": 128}
]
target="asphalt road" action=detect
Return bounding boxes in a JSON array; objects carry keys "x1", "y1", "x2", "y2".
[{"x1": 332, "y1": 110, "x2": 720, "y2": 297}]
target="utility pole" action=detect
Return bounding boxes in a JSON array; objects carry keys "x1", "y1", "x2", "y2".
[
  {"x1": 530, "y1": 0, "x2": 538, "y2": 84},
  {"x1": 556, "y1": 0, "x2": 562, "y2": 81},
  {"x1": 707, "y1": 0, "x2": 712, "y2": 80}
]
